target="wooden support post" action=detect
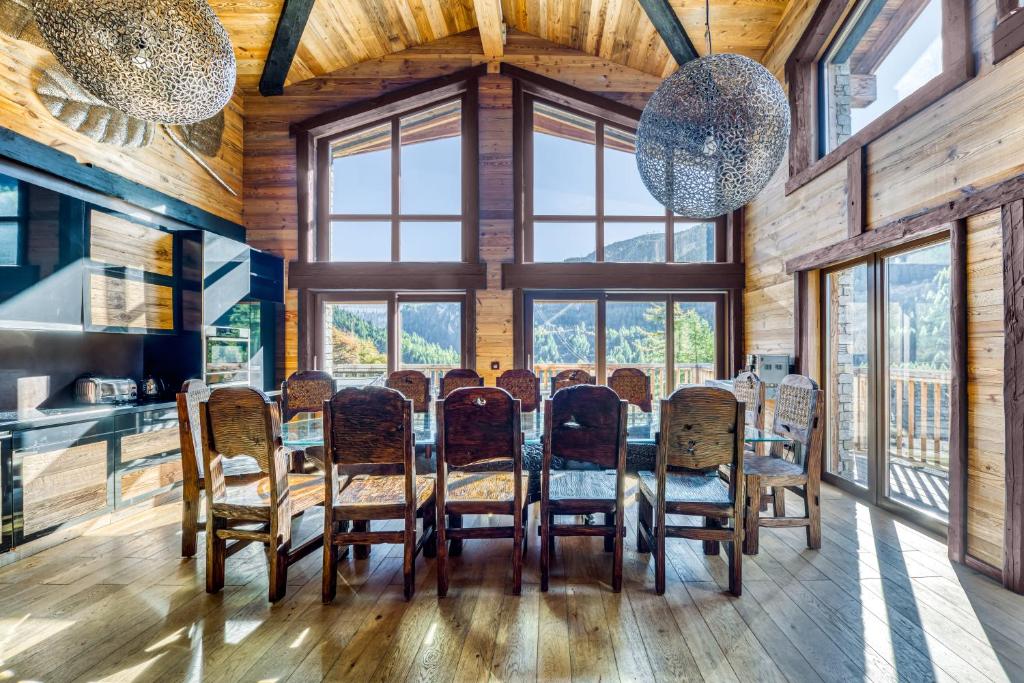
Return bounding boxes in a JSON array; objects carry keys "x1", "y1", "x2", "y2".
[{"x1": 1003, "y1": 199, "x2": 1024, "y2": 593}]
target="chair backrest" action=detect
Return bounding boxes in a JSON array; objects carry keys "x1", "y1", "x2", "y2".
[
  {"x1": 608, "y1": 368, "x2": 653, "y2": 412},
  {"x1": 440, "y1": 368, "x2": 483, "y2": 398},
  {"x1": 496, "y1": 368, "x2": 541, "y2": 413},
  {"x1": 325, "y1": 386, "x2": 412, "y2": 470},
  {"x1": 201, "y1": 386, "x2": 277, "y2": 474},
  {"x1": 281, "y1": 370, "x2": 334, "y2": 421},
  {"x1": 385, "y1": 370, "x2": 431, "y2": 413},
  {"x1": 770, "y1": 374, "x2": 822, "y2": 469},
  {"x1": 659, "y1": 386, "x2": 744, "y2": 472},
  {"x1": 176, "y1": 378, "x2": 210, "y2": 479},
  {"x1": 439, "y1": 386, "x2": 520, "y2": 468},
  {"x1": 732, "y1": 371, "x2": 765, "y2": 430},
  {"x1": 546, "y1": 384, "x2": 626, "y2": 469},
  {"x1": 551, "y1": 368, "x2": 594, "y2": 395}
]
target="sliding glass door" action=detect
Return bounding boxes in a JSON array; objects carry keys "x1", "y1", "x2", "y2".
[{"x1": 821, "y1": 239, "x2": 951, "y2": 527}]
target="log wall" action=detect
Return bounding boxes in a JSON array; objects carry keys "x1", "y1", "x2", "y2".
[{"x1": 744, "y1": 0, "x2": 1017, "y2": 569}]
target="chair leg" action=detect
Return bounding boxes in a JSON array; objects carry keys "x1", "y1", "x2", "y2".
[
  {"x1": 206, "y1": 516, "x2": 226, "y2": 594},
  {"x1": 612, "y1": 507, "x2": 624, "y2": 593},
  {"x1": 403, "y1": 525, "x2": 416, "y2": 601},
  {"x1": 540, "y1": 503, "x2": 551, "y2": 592},
  {"x1": 353, "y1": 520, "x2": 370, "y2": 559},
  {"x1": 773, "y1": 486, "x2": 786, "y2": 517},
  {"x1": 603, "y1": 512, "x2": 614, "y2": 552},
  {"x1": 728, "y1": 521, "x2": 743, "y2": 597},
  {"x1": 423, "y1": 502, "x2": 438, "y2": 559},
  {"x1": 805, "y1": 482, "x2": 822, "y2": 549},
  {"x1": 322, "y1": 522, "x2": 339, "y2": 604},
  {"x1": 548, "y1": 513, "x2": 556, "y2": 554},
  {"x1": 759, "y1": 486, "x2": 770, "y2": 512},
  {"x1": 637, "y1": 494, "x2": 652, "y2": 553},
  {"x1": 181, "y1": 489, "x2": 200, "y2": 558},
  {"x1": 437, "y1": 512, "x2": 449, "y2": 598},
  {"x1": 655, "y1": 516, "x2": 666, "y2": 595},
  {"x1": 744, "y1": 475, "x2": 761, "y2": 555},
  {"x1": 449, "y1": 513, "x2": 463, "y2": 556},
  {"x1": 703, "y1": 517, "x2": 721, "y2": 555},
  {"x1": 512, "y1": 505, "x2": 523, "y2": 596},
  {"x1": 268, "y1": 540, "x2": 290, "y2": 603}
]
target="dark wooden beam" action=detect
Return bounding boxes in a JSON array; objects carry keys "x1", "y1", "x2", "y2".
[
  {"x1": 1003, "y1": 199, "x2": 1024, "y2": 593},
  {"x1": 288, "y1": 261, "x2": 488, "y2": 291},
  {"x1": 259, "y1": 0, "x2": 316, "y2": 97},
  {"x1": 847, "y1": 146, "x2": 866, "y2": 238},
  {"x1": 637, "y1": 0, "x2": 699, "y2": 65},
  {"x1": 501, "y1": 262, "x2": 744, "y2": 290}
]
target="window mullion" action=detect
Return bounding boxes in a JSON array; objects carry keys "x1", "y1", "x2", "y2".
[
  {"x1": 391, "y1": 118, "x2": 400, "y2": 262},
  {"x1": 596, "y1": 122, "x2": 605, "y2": 262},
  {"x1": 666, "y1": 296, "x2": 676, "y2": 393}
]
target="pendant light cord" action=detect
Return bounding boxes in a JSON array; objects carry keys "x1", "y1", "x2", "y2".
[{"x1": 704, "y1": 0, "x2": 713, "y2": 55}]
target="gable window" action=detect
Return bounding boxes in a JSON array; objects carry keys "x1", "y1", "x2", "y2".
[
  {"x1": 819, "y1": 0, "x2": 944, "y2": 154},
  {"x1": 321, "y1": 97, "x2": 468, "y2": 263},
  {"x1": 525, "y1": 99, "x2": 722, "y2": 264},
  {"x1": 785, "y1": 0, "x2": 971, "y2": 192}
]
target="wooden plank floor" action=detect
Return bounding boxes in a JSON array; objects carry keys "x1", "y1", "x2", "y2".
[{"x1": 1, "y1": 478, "x2": 1023, "y2": 682}]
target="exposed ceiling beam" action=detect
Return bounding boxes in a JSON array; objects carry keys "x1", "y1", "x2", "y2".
[
  {"x1": 259, "y1": 0, "x2": 316, "y2": 97},
  {"x1": 637, "y1": 0, "x2": 699, "y2": 65},
  {"x1": 473, "y1": 0, "x2": 505, "y2": 59}
]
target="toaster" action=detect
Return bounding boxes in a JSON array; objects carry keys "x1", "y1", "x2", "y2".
[{"x1": 75, "y1": 377, "x2": 138, "y2": 404}]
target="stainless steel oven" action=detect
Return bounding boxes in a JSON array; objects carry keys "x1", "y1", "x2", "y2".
[{"x1": 203, "y1": 326, "x2": 251, "y2": 387}]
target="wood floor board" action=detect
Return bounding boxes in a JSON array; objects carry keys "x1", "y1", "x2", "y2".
[{"x1": 0, "y1": 480, "x2": 1020, "y2": 682}]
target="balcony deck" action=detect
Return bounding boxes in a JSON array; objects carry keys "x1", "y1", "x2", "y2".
[{"x1": 0, "y1": 480, "x2": 1020, "y2": 681}]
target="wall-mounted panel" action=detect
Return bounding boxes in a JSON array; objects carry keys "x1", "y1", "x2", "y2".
[
  {"x1": 88, "y1": 274, "x2": 174, "y2": 332},
  {"x1": 20, "y1": 440, "x2": 107, "y2": 536}
]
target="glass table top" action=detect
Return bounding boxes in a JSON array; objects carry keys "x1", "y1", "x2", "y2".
[{"x1": 282, "y1": 407, "x2": 789, "y2": 450}]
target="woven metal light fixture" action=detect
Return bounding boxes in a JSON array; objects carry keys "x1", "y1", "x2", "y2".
[
  {"x1": 32, "y1": 0, "x2": 236, "y2": 125},
  {"x1": 636, "y1": 53, "x2": 790, "y2": 219}
]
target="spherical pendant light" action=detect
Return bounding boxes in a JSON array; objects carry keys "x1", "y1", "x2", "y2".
[
  {"x1": 635, "y1": 53, "x2": 790, "y2": 219},
  {"x1": 32, "y1": 0, "x2": 236, "y2": 125}
]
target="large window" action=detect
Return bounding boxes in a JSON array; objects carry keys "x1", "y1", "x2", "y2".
[
  {"x1": 323, "y1": 98, "x2": 467, "y2": 263},
  {"x1": 526, "y1": 292, "x2": 724, "y2": 399},
  {"x1": 819, "y1": 0, "x2": 943, "y2": 154},
  {"x1": 526, "y1": 99, "x2": 719, "y2": 264},
  {"x1": 822, "y1": 238, "x2": 951, "y2": 525},
  {"x1": 0, "y1": 175, "x2": 22, "y2": 266},
  {"x1": 317, "y1": 293, "x2": 468, "y2": 394}
]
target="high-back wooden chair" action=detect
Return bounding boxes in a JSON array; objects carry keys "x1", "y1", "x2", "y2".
[
  {"x1": 743, "y1": 374, "x2": 823, "y2": 555},
  {"x1": 636, "y1": 386, "x2": 745, "y2": 596},
  {"x1": 281, "y1": 370, "x2": 335, "y2": 471},
  {"x1": 385, "y1": 370, "x2": 431, "y2": 413},
  {"x1": 550, "y1": 368, "x2": 594, "y2": 395},
  {"x1": 435, "y1": 386, "x2": 526, "y2": 597},
  {"x1": 321, "y1": 386, "x2": 436, "y2": 602},
  {"x1": 198, "y1": 387, "x2": 324, "y2": 602},
  {"x1": 608, "y1": 368, "x2": 653, "y2": 412},
  {"x1": 496, "y1": 368, "x2": 542, "y2": 413},
  {"x1": 440, "y1": 368, "x2": 484, "y2": 398},
  {"x1": 733, "y1": 371, "x2": 766, "y2": 433},
  {"x1": 175, "y1": 379, "x2": 261, "y2": 558},
  {"x1": 540, "y1": 385, "x2": 628, "y2": 592}
]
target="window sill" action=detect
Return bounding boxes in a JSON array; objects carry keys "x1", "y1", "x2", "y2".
[
  {"x1": 994, "y1": 9, "x2": 1024, "y2": 64},
  {"x1": 785, "y1": 60, "x2": 973, "y2": 196}
]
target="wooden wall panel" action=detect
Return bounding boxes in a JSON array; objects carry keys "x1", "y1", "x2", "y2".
[
  {"x1": 0, "y1": 34, "x2": 243, "y2": 225},
  {"x1": 965, "y1": 209, "x2": 1005, "y2": 569},
  {"x1": 89, "y1": 211, "x2": 174, "y2": 276},
  {"x1": 244, "y1": 29, "x2": 661, "y2": 378},
  {"x1": 88, "y1": 274, "x2": 174, "y2": 331},
  {"x1": 744, "y1": 0, "x2": 1017, "y2": 569}
]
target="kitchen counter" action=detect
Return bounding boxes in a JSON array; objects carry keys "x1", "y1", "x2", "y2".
[{"x1": 0, "y1": 399, "x2": 178, "y2": 431}]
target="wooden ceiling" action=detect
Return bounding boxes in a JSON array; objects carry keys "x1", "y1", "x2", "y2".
[{"x1": 213, "y1": 0, "x2": 788, "y2": 93}]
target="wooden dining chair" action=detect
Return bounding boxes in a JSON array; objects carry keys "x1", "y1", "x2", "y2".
[
  {"x1": 385, "y1": 370, "x2": 431, "y2": 413},
  {"x1": 176, "y1": 379, "x2": 262, "y2": 558},
  {"x1": 321, "y1": 386, "x2": 437, "y2": 602},
  {"x1": 743, "y1": 374, "x2": 824, "y2": 555},
  {"x1": 732, "y1": 371, "x2": 765, "y2": 433},
  {"x1": 496, "y1": 368, "x2": 541, "y2": 413},
  {"x1": 436, "y1": 386, "x2": 527, "y2": 597},
  {"x1": 550, "y1": 368, "x2": 594, "y2": 395},
  {"x1": 637, "y1": 386, "x2": 746, "y2": 596},
  {"x1": 608, "y1": 367, "x2": 653, "y2": 412},
  {"x1": 198, "y1": 387, "x2": 325, "y2": 602},
  {"x1": 540, "y1": 384, "x2": 628, "y2": 592},
  {"x1": 281, "y1": 370, "x2": 335, "y2": 471},
  {"x1": 440, "y1": 368, "x2": 484, "y2": 398}
]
